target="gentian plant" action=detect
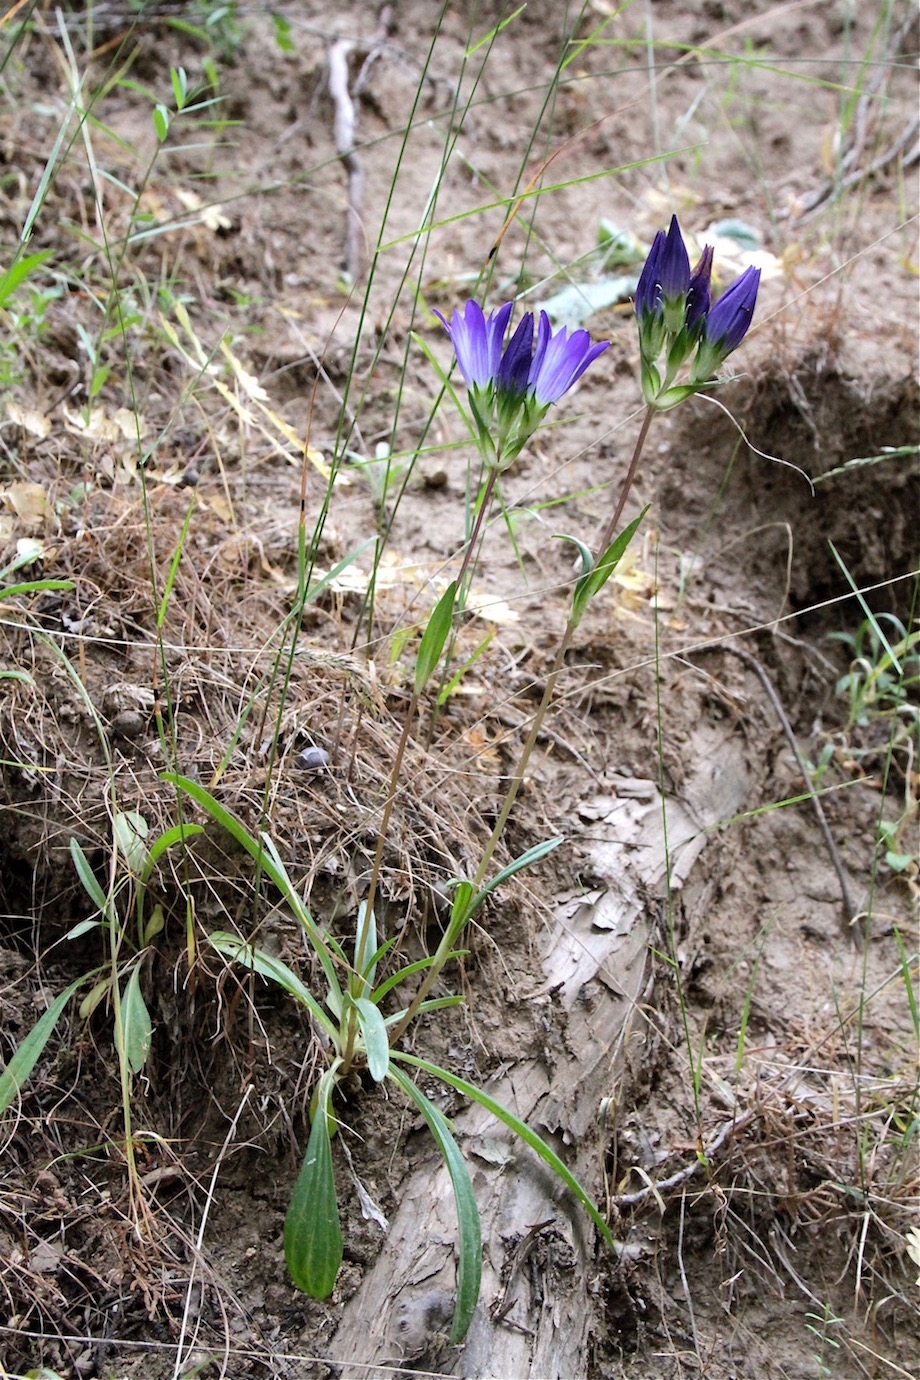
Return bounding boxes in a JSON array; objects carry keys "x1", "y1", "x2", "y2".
[{"x1": 165, "y1": 212, "x2": 761, "y2": 1346}]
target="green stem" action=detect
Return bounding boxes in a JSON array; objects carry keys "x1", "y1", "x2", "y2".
[
  {"x1": 356, "y1": 689, "x2": 420, "y2": 1006},
  {"x1": 597, "y1": 403, "x2": 655, "y2": 557}
]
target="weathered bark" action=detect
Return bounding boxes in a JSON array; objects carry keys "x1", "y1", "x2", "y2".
[{"x1": 331, "y1": 726, "x2": 749, "y2": 1378}]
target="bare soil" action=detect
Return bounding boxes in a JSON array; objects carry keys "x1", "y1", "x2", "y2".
[{"x1": 0, "y1": 3, "x2": 918, "y2": 1379}]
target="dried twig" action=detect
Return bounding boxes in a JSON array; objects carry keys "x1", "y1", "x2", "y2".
[{"x1": 327, "y1": 7, "x2": 394, "y2": 281}]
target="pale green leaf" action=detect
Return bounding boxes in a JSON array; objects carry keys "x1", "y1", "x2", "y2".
[
  {"x1": 354, "y1": 997, "x2": 389, "y2": 1082},
  {"x1": 208, "y1": 932, "x2": 340, "y2": 1045},
  {"x1": 389, "y1": 1064, "x2": 481, "y2": 1344},
  {"x1": 415, "y1": 581, "x2": 457, "y2": 694},
  {"x1": 284, "y1": 1073, "x2": 342, "y2": 1298},
  {"x1": 0, "y1": 974, "x2": 87, "y2": 1116},
  {"x1": 393, "y1": 1051, "x2": 616, "y2": 1253},
  {"x1": 122, "y1": 965, "x2": 152, "y2": 1074}
]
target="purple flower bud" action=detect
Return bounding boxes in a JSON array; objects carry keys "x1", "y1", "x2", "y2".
[
  {"x1": 634, "y1": 228, "x2": 667, "y2": 320},
  {"x1": 703, "y1": 265, "x2": 761, "y2": 353},
  {"x1": 685, "y1": 244, "x2": 714, "y2": 335},
  {"x1": 658, "y1": 215, "x2": 691, "y2": 304},
  {"x1": 635, "y1": 215, "x2": 696, "y2": 359},
  {"x1": 497, "y1": 312, "x2": 535, "y2": 396},
  {"x1": 690, "y1": 265, "x2": 761, "y2": 383}
]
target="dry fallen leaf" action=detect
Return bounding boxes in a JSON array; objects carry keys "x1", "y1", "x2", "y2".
[
  {"x1": 2, "y1": 481, "x2": 51, "y2": 529},
  {"x1": 5, "y1": 401, "x2": 51, "y2": 438}
]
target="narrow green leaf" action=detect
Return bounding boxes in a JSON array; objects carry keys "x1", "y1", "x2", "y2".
[
  {"x1": 208, "y1": 933, "x2": 340, "y2": 1045},
  {"x1": 153, "y1": 104, "x2": 170, "y2": 141},
  {"x1": 383, "y1": 994, "x2": 465, "y2": 1027},
  {"x1": 0, "y1": 974, "x2": 87, "y2": 1115},
  {"x1": 570, "y1": 508, "x2": 648, "y2": 625},
  {"x1": 143, "y1": 904, "x2": 165, "y2": 944},
  {"x1": 157, "y1": 500, "x2": 195, "y2": 630},
  {"x1": 0, "y1": 250, "x2": 52, "y2": 309},
  {"x1": 388, "y1": 1065, "x2": 481, "y2": 1343},
  {"x1": 353, "y1": 900, "x2": 378, "y2": 990},
  {"x1": 284, "y1": 1073, "x2": 343, "y2": 1298},
  {"x1": 415, "y1": 581, "x2": 457, "y2": 695},
  {"x1": 69, "y1": 838, "x2": 110, "y2": 914},
  {"x1": 140, "y1": 822, "x2": 204, "y2": 888},
  {"x1": 354, "y1": 997, "x2": 389, "y2": 1082},
  {"x1": 0, "y1": 579, "x2": 74, "y2": 600},
  {"x1": 79, "y1": 977, "x2": 111, "y2": 1020},
  {"x1": 122, "y1": 965, "x2": 152, "y2": 1074},
  {"x1": 369, "y1": 950, "x2": 467, "y2": 1004},
  {"x1": 303, "y1": 538, "x2": 375, "y2": 606},
  {"x1": 555, "y1": 533, "x2": 594, "y2": 580},
  {"x1": 451, "y1": 836, "x2": 565, "y2": 941},
  {"x1": 65, "y1": 917, "x2": 100, "y2": 941},
  {"x1": 393, "y1": 1052, "x2": 616, "y2": 1252}
]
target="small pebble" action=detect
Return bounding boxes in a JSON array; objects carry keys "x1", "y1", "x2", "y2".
[
  {"x1": 111, "y1": 709, "x2": 146, "y2": 739},
  {"x1": 296, "y1": 746, "x2": 330, "y2": 772}
]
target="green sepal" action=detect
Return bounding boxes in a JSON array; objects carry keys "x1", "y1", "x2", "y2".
[{"x1": 653, "y1": 383, "x2": 702, "y2": 411}]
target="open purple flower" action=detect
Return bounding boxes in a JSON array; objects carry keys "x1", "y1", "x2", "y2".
[
  {"x1": 529, "y1": 311, "x2": 610, "y2": 406},
  {"x1": 434, "y1": 300, "x2": 513, "y2": 392}
]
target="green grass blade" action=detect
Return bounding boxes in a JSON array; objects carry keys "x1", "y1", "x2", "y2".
[
  {"x1": 0, "y1": 249, "x2": 53, "y2": 308},
  {"x1": 393, "y1": 1051, "x2": 616, "y2": 1252},
  {"x1": 0, "y1": 974, "x2": 87, "y2": 1115},
  {"x1": 894, "y1": 928, "x2": 919, "y2": 1043},
  {"x1": 388, "y1": 1064, "x2": 481, "y2": 1344},
  {"x1": 354, "y1": 997, "x2": 390, "y2": 1082},
  {"x1": 284, "y1": 1072, "x2": 343, "y2": 1298},
  {"x1": 208, "y1": 932, "x2": 340, "y2": 1045}
]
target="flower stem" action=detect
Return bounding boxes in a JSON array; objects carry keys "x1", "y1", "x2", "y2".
[
  {"x1": 597, "y1": 403, "x2": 655, "y2": 556},
  {"x1": 454, "y1": 466, "x2": 498, "y2": 609}
]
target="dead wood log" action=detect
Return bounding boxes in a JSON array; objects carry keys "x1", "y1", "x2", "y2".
[{"x1": 330, "y1": 724, "x2": 750, "y2": 1378}]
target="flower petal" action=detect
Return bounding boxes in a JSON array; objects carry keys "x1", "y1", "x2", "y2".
[{"x1": 528, "y1": 312, "x2": 609, "y2": 405}]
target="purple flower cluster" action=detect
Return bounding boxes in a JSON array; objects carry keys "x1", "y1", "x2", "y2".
[
  {"x1": 434, "y1": 301, "x2": 609, "y2": 468},
  {"x1": 635, "y1": 215, "x2": 761, "y2": 408}
]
